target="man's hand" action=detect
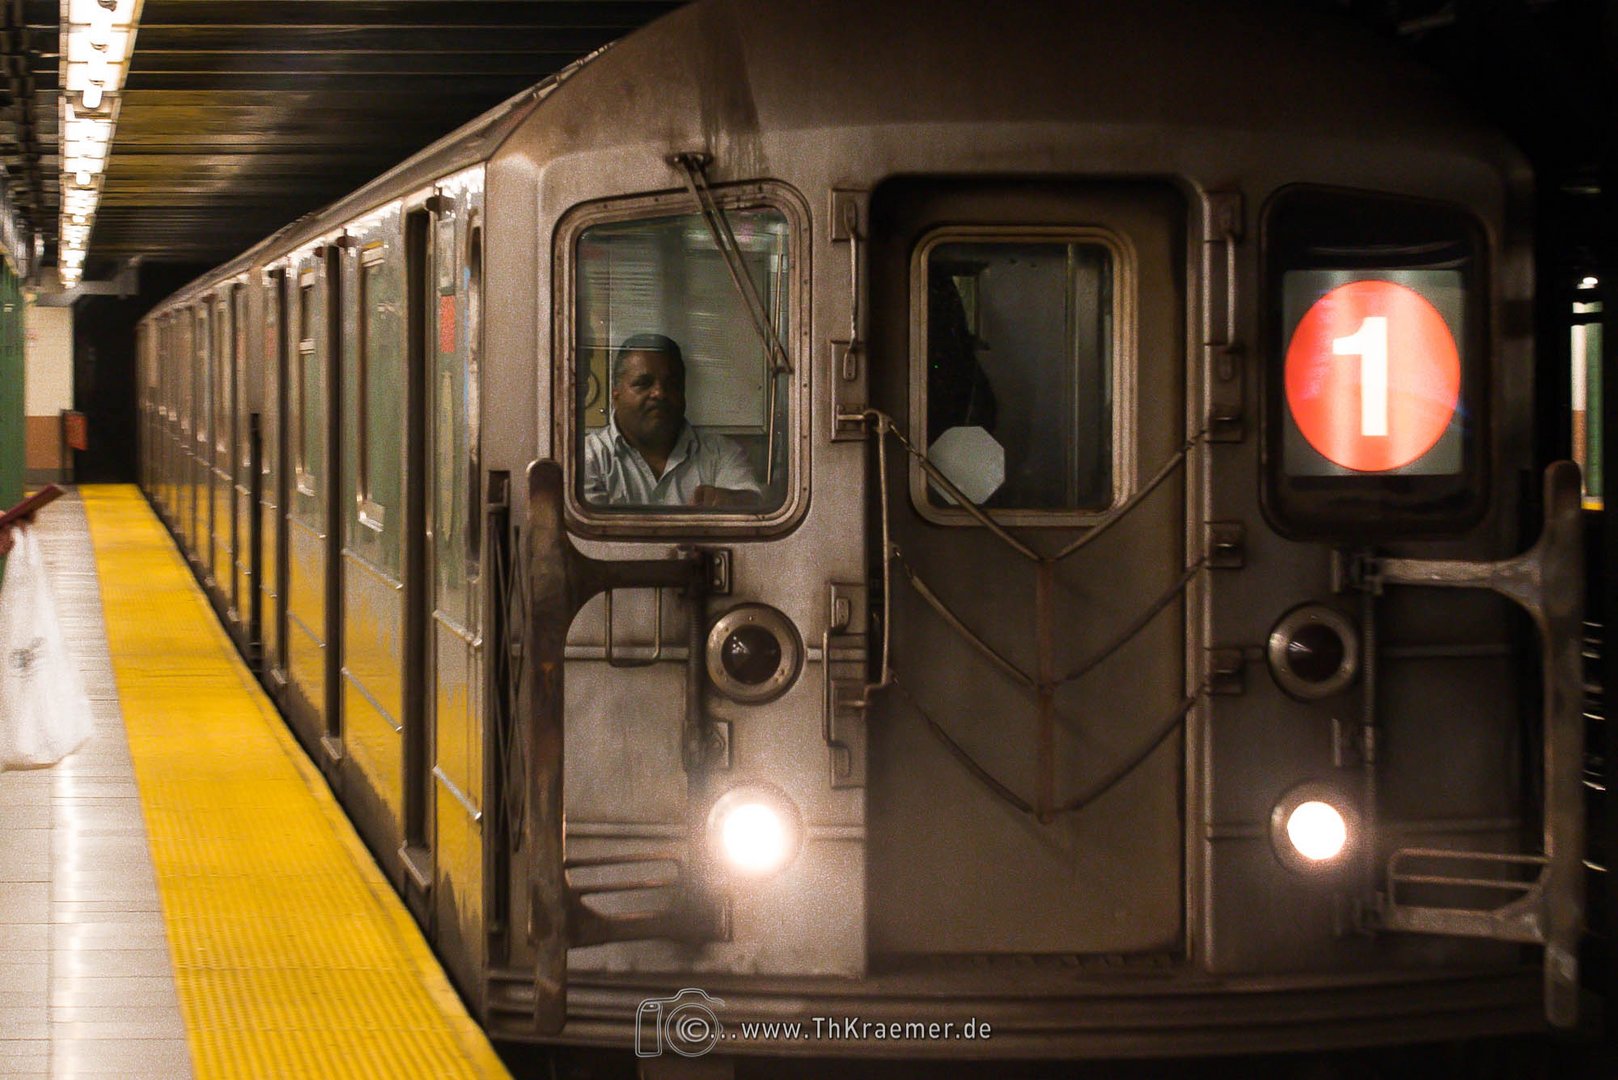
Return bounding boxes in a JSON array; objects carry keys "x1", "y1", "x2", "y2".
[
  {"x1": 0, "y1": 509, "x2": 38, "y2": 556},
  {"x1": 691, "y1": 485, "x2": 760, "y2": 509}
]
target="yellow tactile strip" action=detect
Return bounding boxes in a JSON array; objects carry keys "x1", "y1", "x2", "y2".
[{"x1": 81, "y1": 485, "x2": 510, "y2": 1080}]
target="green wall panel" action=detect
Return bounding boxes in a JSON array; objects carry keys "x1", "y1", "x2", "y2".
[{"x1": 0, "y1": 265, "x2": 26, "y2": 582}]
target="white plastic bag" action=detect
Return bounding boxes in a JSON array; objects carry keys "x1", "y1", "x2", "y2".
[{"x1": 0, "y1": 526, "x2": 93, "y2": 768}]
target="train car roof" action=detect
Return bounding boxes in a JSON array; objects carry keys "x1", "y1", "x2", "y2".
[
  {"x1": 507, "y1": 0, "x2": 1514, "y2": 176},
  {"x1": 150, "y1": 46, "x2": 609, "y2": 309},
  {"x1": 149, "y1": 0, "x2": 1519, "y2": 314}
]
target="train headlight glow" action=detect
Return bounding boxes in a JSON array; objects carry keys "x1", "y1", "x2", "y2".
[
  {"x1": 1285, "y1": 801, "x2": 1348, "y2": 862},
  {"x1": 1270, "y1": 783, "x2": 1358, "y2": 874},
  {"x1": 722, "y1": 804, "x2": 789, "y2": 873},
  {"x1": 708, "y1": 787, "x2": 802, "y2": 879}
]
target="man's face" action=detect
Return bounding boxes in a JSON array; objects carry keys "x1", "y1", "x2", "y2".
[{"x1": 612, "y1": 349, "x2": 686, "y2": 452}]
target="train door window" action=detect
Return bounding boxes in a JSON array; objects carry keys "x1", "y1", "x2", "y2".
[
  {"x1": 295, "y1": 273, "x2": 317, "y2": 494},
  {"x1": 215, "y1": 298, "x2": 230, "y2": 469},
  {"x1": 234, "y1": 285, "x2": 249, "y2": 473},
  {"x1": 176, "y1": 316, "x2": 189, "y2": 438},
  {"x1": 264, "y1": 271, "x2": 283, "y2": 487},
  {"x1": 911, "y1": 230, "x2": 1121, "y2": 520},
  {"x1": 183, "y1": 315, "x2": 195, "y2": 439},
  {"x1": 428, "y1": 210, "x2": 474, "y2": 623},
  {"x1": 1262, "y1": 187, "x2": 1487, "y2": 540},
  {"x1": 1572, "y1": 277, "x2": 1603, "y2": 509},
  {"x1": 198, "y1": 306, "x2": 212, "y2": 453},
  {"x1": 565, "y1": 191, "x2": 801, "y2": 520},
  {"x1": 356, "y1": 243, "x2": 393, "y2": 536},
  {"x1": 466, "y1": 222, "x2": 482, "y2": 574}
]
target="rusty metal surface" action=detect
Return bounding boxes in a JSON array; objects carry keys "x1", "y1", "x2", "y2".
[
  {"x1": 1369, "y1": 461, "x2": 1587, "y2": 1027},
  {"x1": 522, "y1": 459, "x2": 711, "y2": 1034}
]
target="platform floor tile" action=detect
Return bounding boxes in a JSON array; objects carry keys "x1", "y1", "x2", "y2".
[
  {"x1": 0, "y1": 487, "x2": 511, "y2": 1080},
  {"x1": 0, "y1": 491, "x2": 194, "y2": 1079}
]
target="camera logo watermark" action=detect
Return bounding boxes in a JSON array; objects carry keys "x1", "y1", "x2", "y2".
[
  {"x1": 635, "y1": 988, "x2": 726, "y2": 1058},
  {"x1": 634, "y1": 987, "x2": 992, "y2": 1058}
]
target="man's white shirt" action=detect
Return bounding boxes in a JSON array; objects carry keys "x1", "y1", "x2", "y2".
[{"x1": 582, "y1": 418, "x2": 761, "y2": 506}]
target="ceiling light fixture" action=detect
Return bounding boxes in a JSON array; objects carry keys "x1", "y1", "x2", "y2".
[{"x1": 58, "y1": 0, "x2": 144, "y2": 286}]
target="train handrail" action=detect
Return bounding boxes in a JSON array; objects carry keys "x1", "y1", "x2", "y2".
[
  {"x1": 1365, "y1": 461, "x2": 1585, "y2": 1028},
  {"x1": 522, "y1": 459, "x2": 713, "y2": 1035}
]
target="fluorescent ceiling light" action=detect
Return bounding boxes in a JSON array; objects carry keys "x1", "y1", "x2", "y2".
[{"x1": 60, "y1": 0, "x2": 143, "y2": 283}]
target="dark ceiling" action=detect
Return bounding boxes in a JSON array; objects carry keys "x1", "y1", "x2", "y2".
[
  {"x1": 0, "y1": 0, "x2": 1609, "y2": 283},
  {"x1": 9, "y1": 0, "x2": 686, "y2": 276}
]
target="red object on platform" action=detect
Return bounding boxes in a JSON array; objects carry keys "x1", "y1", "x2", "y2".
[{"x1": 63, "y1": 412, "x2": 88, "y2": 452}]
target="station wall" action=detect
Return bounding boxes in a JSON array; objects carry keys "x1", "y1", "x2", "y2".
[{"x1": 24, "y1": 301, "x2": 72, "y2": 484}]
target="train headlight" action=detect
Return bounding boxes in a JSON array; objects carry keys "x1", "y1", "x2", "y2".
[
  {"x1": 1270, "y1": 783, "x2": 1358, "y2": 874},
  {"x1": 1286, "y1": 801, "x2": 1348, "y2": 861},
  {"x1": 708, "y1": 786, "x2": 802, "y2": 879},
  {"x1": 1267, "y1": 604, "x2": 1359, "y2": 700},
  {"x1": 707, "y1": 605, "x2": 802, "y2": 704}
]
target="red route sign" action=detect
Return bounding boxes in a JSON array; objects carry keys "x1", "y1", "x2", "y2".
[{"x1": 1284, "y1": 280, "x2": 1460, "y2": 473}]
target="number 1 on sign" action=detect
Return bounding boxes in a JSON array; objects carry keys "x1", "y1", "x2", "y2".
[{"x1": 1332, "y1": 316, "x2": 1389, "y2": 437}]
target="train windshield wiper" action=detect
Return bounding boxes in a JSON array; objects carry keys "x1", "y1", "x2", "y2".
[{"x1": 670, "y1": 152, "x2": 792, "y2": 376}]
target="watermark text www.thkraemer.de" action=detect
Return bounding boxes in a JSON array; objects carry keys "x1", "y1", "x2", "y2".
[{"x1": 634, "y1": 988, "x2": 992, "y2": 1059}]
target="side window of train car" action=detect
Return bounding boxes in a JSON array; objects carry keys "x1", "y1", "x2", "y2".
[
  {"x1": 177, "y1": 315, "x2": 191, "y2": 437},
  {"x1": 357, "y1": 242, "x2": 394, "y2": 534},
  {"x1": 234, "y1": 285, "x2": 248, "y2": 472},
  {"x1": 913, "y1": 228, "x2": 1123, "y2": 521},
  {"x1": 566, "y1": 189, "x2": 801, "y2": 521},
  {"x1": 1261, "y1": 187, "x2": 1487, "y2": 540},
  {"x1": 197, "y1": 306, "x2": 211, "y2": 450},
  {"x1": 215, "y1": 297, "x2": 230, "y2": 462},
  {"x1": 295, "y1": 273, "x2": 317, "y2": 494}
]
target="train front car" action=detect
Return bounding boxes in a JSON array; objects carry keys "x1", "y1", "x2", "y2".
[{"x1": 476, "y1": 0, "x2": 1579, "y2": 1060}]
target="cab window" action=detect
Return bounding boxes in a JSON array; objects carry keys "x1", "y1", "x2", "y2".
[{"x1": 572, "y1": 202, "x2": 793, "y2": 516}]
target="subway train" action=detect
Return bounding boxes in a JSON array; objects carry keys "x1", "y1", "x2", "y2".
[{"x1": 135, "y1": 0, "x2": 1590, "y2": 1062}]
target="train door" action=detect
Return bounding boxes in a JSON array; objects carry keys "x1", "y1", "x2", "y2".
[
  {"x1": 173, "y1": 316, "x2": 184, "y2": 527},
  {"x1": 202, "y1": 301, "x2": 220, "y2": 584},
  {"x1": 421, "y1": 178, "x2": 485, "y2": 983},
  {"x1": 167, "y1": 317, "x2": 179, "y2": 524},
  {"x1": 136, "y1": 323, "x2": 149, "y2": 491},
  {"x1": 339, "y1": 212, "x2": 421, "y2": 883},
  {"x1": 285, "y1": 247, "x2": 341, "y2": 758},
  {"x1": 187, "y1": 307, "x2": 203, "y2": 560},
  {"x1": 232, "y1": 285, "x2": 252, "y2": 632},
  {"x1": 864, "y1": 180, "x2": 1189, "y2": 960},
  {"x1": 262, "y1": 268, "x2": 290, "y2": 697},
  {"x1": 156, "y1": 317, "x2": 170, "y2": 519},
  {"x1": 213, "y1": 292, "x2": 238, "y2": 620}
]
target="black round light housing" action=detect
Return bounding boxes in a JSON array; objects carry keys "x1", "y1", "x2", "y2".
[
  {"x1": 707, "y1": 605, "x2": 801, "y2": 703},
  {"x1": 1286, "y1": 622, "x2": 1346, "y2": 684},
  {"x1": 1267, "y1": 604, "x2": 1359, "y2": 700},
  {"x1": 1269, "y1": 780, "x2": 1361, "y2": 877},
  {"x1": 721, "y1": 624, "x2": 782, "y2": 686}
]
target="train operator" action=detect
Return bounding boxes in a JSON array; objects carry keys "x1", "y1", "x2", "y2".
[{"x1": 582, "y1": 333, "x2": 762, "y2": 509}]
